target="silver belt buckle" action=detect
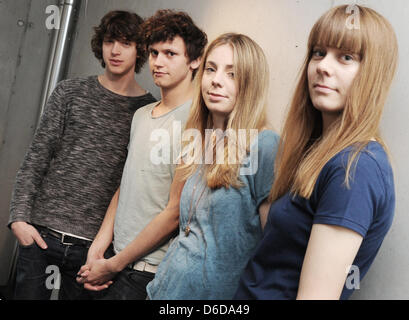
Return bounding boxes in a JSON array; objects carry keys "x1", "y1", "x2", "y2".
[{"x1": 61, "y1": 233, "x2": 74, "y2": 246}]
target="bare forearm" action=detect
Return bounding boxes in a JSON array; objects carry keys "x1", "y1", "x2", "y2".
[
  {"x1": 109, "y1": 206, "x2": 179, "y2": 272},
  {"x1": 90, "y1": 188, "x2": 120, "y2": 254},
  {"x1": 108, "y1": 169, "x2": 185, "y2": 272}
]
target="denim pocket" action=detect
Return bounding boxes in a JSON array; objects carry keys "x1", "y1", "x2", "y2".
[{"x1": 18, "y1": 241, "x2": 36, "y2": 249}]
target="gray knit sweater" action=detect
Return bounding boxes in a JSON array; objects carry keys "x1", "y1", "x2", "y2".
[{"x1": 8, "y1": 75, "x2": 156, "y2": 239}]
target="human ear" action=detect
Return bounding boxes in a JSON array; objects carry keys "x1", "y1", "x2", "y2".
[{"x1": 189, "y1": 57, "x2": 202, "y2": 72}]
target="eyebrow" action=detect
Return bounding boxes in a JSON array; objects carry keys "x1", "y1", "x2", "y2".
[{"x1": 206, "y1": 60, "x2": 234, "y2": 69}]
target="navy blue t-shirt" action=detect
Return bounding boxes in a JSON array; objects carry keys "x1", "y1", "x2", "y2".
[{"x1": 234, "y1": 142, "x2": 395, "y2": 300}]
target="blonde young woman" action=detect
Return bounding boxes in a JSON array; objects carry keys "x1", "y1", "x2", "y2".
[
  {"x1": 235, "y1": 5, "x2": 398, "y2": 300},
  {"x1": 146, "y1": 33, "x2": 279, "y2": 299}
]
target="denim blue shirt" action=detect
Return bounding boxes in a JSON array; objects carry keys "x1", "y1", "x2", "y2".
[{"x1": 146, "y1": 130, "x2": 279, "y2": 299}]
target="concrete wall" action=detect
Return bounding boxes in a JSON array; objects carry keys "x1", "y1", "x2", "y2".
[
  {"x1": 67, "y1": 0, "x2": 409, "y2": 299},
  {"x1": 1, "y1": 0, "x2": 408, "y2": 299},
  {"x1": 0, "y1": 0, "x2": 55, "y2": 287}
]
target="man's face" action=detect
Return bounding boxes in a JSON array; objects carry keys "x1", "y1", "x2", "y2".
[
  {"x1": 102, "y1": 38, "x2": 137, "y2": 77},
  {"x1": 148, "y1": 35, "x2": 197, "y2": 90}
]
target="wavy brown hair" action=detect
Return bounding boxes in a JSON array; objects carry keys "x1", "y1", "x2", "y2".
[
  {"x1": 142, "y1": 9, "x2": 207, "y2": 78},
  {"x1": 91, "y1": 10, "x2": 147, "y2": 73}
]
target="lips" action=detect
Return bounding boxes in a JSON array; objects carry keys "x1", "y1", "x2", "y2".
[
  {"x1": 153, "y1": 71, "x2": 167, "y2": 77},
  {"x1": 313, "y1": 83, "x2": 336, "y2": 92},
  {"x1": 208, "y1": 92, "x2": 227, "y2": 99},
  {"x1": 109, "y1": 59, "x2": 123, "y2": 66}
]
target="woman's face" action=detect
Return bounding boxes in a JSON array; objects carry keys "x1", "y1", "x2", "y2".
[
  {"x1": 307, "y1": 45, "x2": 361, "y2": 120},
  {"x1": 201, "y1": 44, "x2": 238, "y2": 129}
]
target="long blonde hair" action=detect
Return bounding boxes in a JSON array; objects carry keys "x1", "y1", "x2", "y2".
[
  {"x1": 179, "y1": 33, "x2": 270, "y2": 189},
  {"x1": 269, "y1": 5, "x2": 398, "y2": 201}
]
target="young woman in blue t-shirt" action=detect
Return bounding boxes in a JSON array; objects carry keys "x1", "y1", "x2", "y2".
[
  {"x1": 146, "y1": 33, "x2": 280, "y2": 299},
  {"x1": 235, "y1": 5, "x2": 398, "y2": 300}
]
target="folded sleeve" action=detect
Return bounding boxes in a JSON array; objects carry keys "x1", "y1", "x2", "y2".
[{"x1": 244, "y1": 130, "x2": 280, "y2": 209}]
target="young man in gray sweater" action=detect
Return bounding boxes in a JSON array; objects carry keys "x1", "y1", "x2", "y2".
[
  {"x1": 76, "y1": 9, "x2": 207, "y2": 299},
  {"x1": 8, "y1": 10, "x2": 156, "y2": 300}
]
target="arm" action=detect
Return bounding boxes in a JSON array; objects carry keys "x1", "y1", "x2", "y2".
[
  {"x1": 86, "y1": 187, "x2": 120, "y2": 263},
  {"x1": 78, "y1": 168, "x2": 185, "y2": 288},
  {"x1": 296, "y1": 224, "x2": 363, "y2": 300},
  {"x1": 76, "y1": 187, "x2": 120, "y2": 290},
  {"x1": 9, "y1": 81, "x2": 67, "y2": 247}
]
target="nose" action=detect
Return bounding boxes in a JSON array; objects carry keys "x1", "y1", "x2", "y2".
[
  {"x1": 111, "y1": 41, "x2": 121, "y2": 56},
  {"x1": 211, "y1": 71, "x2": 224, "y2": 87},
  {"x1": 316, "y1": 54, "x2": 334, "y2": 77},
  {"x1": 153, "y1": 53, "x2": 165, "y2": 67}
]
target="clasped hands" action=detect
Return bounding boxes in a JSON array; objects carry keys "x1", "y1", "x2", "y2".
[{"x1": 76, "y1": 257, "x2": 116, "y2": 291}]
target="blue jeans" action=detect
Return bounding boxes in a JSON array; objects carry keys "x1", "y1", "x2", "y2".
[{"x1": 14, "y1": 228, "x2": 104, "y2": 300}]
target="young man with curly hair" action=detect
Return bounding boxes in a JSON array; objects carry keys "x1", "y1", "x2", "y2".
[
  {"x1": 76, "y1": 9, "x2": 207, "y2": 300},
  {"x1": 8, "y1": 10, "x2": 156, "y2": 300}
]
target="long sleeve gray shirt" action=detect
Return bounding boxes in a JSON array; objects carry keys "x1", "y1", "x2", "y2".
[{"x1": 8, "y1": 75, "x2": 156, "y2": 239}]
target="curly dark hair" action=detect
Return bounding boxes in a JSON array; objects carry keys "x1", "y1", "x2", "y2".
[
  {"x1": 142, "y1": 9, "x2": 207, "y2": 77},
  {"x1": 91, "y1": 10, "x2": 147, "y2": 73}
]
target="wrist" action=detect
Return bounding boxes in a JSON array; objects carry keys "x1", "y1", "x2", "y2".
[
  {"x1": 11, "y1": 221, "x2": 27, "y2": 230},
  {"x1": 108, "y1": 253, "x2": 128, "y2": 273}
]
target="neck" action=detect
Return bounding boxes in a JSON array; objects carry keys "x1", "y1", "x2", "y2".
[
  {"x1": 99, "y1": 70, "x2": 143, "y2": 97},
  {"x1": 159, "y1": 75, "x2": 194, "y2": 110},
  {"x1": 211, "y1": 113, "x2": 227, "y2": 131},
  {"x1": 321, "y1": 112, "x2": 340, "y2": 138}
]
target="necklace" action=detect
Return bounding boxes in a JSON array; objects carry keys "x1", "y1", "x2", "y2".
[
  {"x1": 184, "y1": 166, "x2": 207, "y2": 236},
  {"x1": 183, "y1": 129, "x2": 225, "y2": 236}
]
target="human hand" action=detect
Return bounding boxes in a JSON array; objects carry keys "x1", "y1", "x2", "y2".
[
  {"x1": 11, "y1": 221, "x2": 47, "y2": 249},
  {"x1": 76, "y1": 258, "x2": 115, "y2": 291}
]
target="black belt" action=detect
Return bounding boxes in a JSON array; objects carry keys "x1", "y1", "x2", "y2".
[{"x1": 36, "y1": 225, "x2": 92, "y2": 248}]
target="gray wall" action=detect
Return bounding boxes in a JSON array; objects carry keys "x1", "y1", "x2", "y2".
[
  {"x1": 1, "y1": 0, "x2": 408, "y2": 299},
  {"x1": 0, "y1": 0, "x2": 55, "y2": 287}
]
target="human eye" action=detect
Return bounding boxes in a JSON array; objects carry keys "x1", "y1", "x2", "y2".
[
  {"x1": 227, "y1": 71, "x2": 235, "y2": 79},
  {"x1": 166, "y1": 50, "x2": 176, "y2": 57},
  {"x1": 149, "y1": 49, "x2": 158, "y2": 57},
  {"x1": 341, "y1": 52, "x2": 358, "y2": 63},
  {"x1": 205, "y1": 66, "x2": 215, "y2": 73},
  {"x1": 311, "y1": 48, "x2": 325, "y2": 59}
]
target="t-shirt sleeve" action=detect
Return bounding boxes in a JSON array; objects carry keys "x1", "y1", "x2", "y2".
[
  {"x1": 244, "y1": 130, "x2": 280, "y2": 209},
  {"x1": 313, "y1": 152, "x2": 386, "y2": 237},
  {"x1": 8, "y1": 81, "x2": 67, "y2": 227}
]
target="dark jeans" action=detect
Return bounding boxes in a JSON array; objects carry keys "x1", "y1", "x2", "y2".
[
  {"x1": 97, "y1": 248, "x2": 155, "y2": 300},
  {"x1": 14, "y1": 228, "x2": 104, "y2": 300}
]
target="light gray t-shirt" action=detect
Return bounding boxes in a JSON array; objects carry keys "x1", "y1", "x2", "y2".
[{"x1": 113, "y1": 100, "x2": 191, "y2": 265}]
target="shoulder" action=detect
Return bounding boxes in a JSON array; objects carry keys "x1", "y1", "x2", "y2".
[
  {"x1": 256, "y1": 129, "x2": 280, "y2": 147},
  {"x1": 131, "y1": 101, "x2": 159, "y2": 123},
  {"x1": 321, "y1": 142, "x2": 393, "y2": 194},
  {"x1": 58, "y1": 76, "x2": 94, "y2": 88},
  {"x1": 326, "y1": 142, "x2": 391, "y2": 174},
  {"x1": 250, "y1": 129, "x2": 280, "y2": 157},
  {"x1": 53, "y1": 76, "x2": 96, "y2": 95}
]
